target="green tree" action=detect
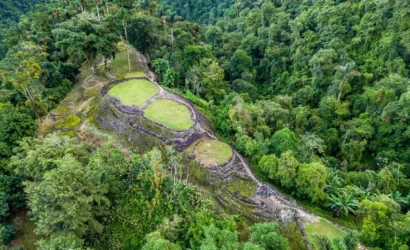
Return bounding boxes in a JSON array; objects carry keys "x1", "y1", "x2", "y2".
[
  {"x1": 161, "y1": 10, "x2": 182, "y2": 46},
  {"x1": 358, "y1": 195, "x2": 402, "y2": 247},
  {"x1": 183, "y1": 45, "x2": 212, "y2": 70},
  {"x1": 52, "y1": 15, "x2": 120, "y2": 74},
  {"x1": 300, "y1": 133, "x2": 326, "y2": 161},
  {"x1": 0, "y1": 223, "x2": 15, "y2": 246},
  {"x1": 242, "y1": 243, "x2": 264, "y2": 250},
  {"x1": 313, "y1": 234, "x2": 332, "y2": 250},
  {"x1": 334, "y1": 62, "x2": 361, "y2": 101},
  {"x1": 295, "y1": 162, "x2": 327, "y2": 202},
  {"x1": 229, "y1": 49, "x2": 252, "y2": 80},
  {"x1": 0, "y1": 48, "x2": 48, "y2": 120},
  {"x1": 248, "y1": 222, "x2": 290, "y2": 250},
  {"x1": 128, "y1": 15, "x2": 163, "y2": 55},
  {"x1": 25, "y1": 155, "x2": 110, "y2": 238},
  {"x1": 277, "y1": 151, "x2": 299, "y2": 188},
  {"x1": 270, "y1": 128, "x2": 299, "y2": 157},
  {"x1": 118, "y1": 7, "x2": 132, "y2": 72},
  {"x1": 37, "y1": 232, "x2": 85, "y2": 250},
  {"x1": 378, "y1": 167, "x2": 396, "y2": 193},
  {"x1": 258, "y1": 154, "x2": 279, "y2": 180},
  {"x1": 199, "y1": 225, "x2": 239, "y2": 250},
  {"x1": 186, "y1": 59, "x2": 226, "y2": 100},
  {"x1": 327, "y1": 191, "x2": 359, "y2": 217},
  {"x1": 9, "y1": 133, "x2": 86, "y2": 181},
  {"x1": 142, "y1": 232, "x2": 181, "y2": 250},
  {"x1": 0, "y1": 103, "x2": 36, "y2": 162}
]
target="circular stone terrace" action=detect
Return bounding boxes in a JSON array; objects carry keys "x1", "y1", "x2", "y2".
[
  {"x1": 107, "y1": 77, "x2": 195, "y2": 131},
  {"x1": 108, "y1": 79, "x2": 158, "y2": 107},
  {"x1": 105, "y1": 76, "x2": 234, "y2": 167},
  {"x1": 189, "y1": 139, "x2": 233, "y2": 167}
]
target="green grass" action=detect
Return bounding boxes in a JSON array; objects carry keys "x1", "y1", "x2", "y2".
[
  {"x1": 124, "y1": 69, "x2": 147, "y2": 79},
  {"x1": 112, "y1": 52, "x2": 137, "y2": 75},
  {"x1": 62, "y1": 130, "x2": 77, "y2": 137},
  {"x1": 144, "y1": 99, "x2": 194, "y2": 130},
  {"x1": 226, "y1": 177, "x2": 259, "y2": 197},
  {"x1": 56, "y1": 115, "x2": 81, "y2": 129},
  {"x1": 108, "y1": 80, "x2": 158, "y2": 107},
  {"x1": 53, "y1": 104, "x2": 71, "y2": 115},
  {"x1": 305, "y1": 219, "x2": 346, "y2": 249},
  {"x1": 192, "y1": 139, "x2": 233, "y2": 166},
  {"x1": 118, "y1": 44, "x2": 127, "y2": 51},
  {"x1": 86, "y1": 88, "x2": 102, "y2": 98}
]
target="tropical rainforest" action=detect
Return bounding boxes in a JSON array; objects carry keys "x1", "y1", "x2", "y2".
[{"x1": 0, "y1": 0, "x2": 409, "y2": 250}]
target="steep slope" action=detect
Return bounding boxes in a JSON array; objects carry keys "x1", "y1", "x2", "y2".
[{"x1": 44, "y1": 45, "x2": 360, "y2": 249}]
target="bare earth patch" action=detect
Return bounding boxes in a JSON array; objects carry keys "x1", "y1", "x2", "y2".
[{"x1": 193, "y1": 139, "x2": 233, "y2": 167}]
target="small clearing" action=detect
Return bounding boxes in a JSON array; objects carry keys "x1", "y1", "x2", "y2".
[
  {"x1": 144, "y1": 99, "x2": 194, "y2": 131},
  {"x1": 108, "y1": 79, "x2": 158, "y2": 107},
  {"x1": 305, "y1": 219, "x2": 346, "y2": 248},
  {"x1": 192, "y1": 139, "x2": 233, "y2": 167},
  {"x1": 124, "y1": 69, "x2": 147, "y2": 78},
  {"x1": 226, "y1": 177, "x2": 259, "y2": 197},
  {"x1": 111, "y1": 52, "x2": 138, "y2": 75},
  {"x1": 55, "y1": 115, "x2": 81, "y2": 129}
]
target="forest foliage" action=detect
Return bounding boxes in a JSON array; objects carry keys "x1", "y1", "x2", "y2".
[{"x1": 0, "y1": 0, "x2": 409, "y2": 249}]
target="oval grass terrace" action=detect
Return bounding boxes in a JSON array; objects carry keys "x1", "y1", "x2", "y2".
[
  {"x1": 191, "y1": 139, "x2": 234, "y2": 167},
  {"x1": 144, "y1": 99, "x2": 195, "y2": 131},
  {"x1": 107, "y1": 79, "x2": 158, "y2": 107}
]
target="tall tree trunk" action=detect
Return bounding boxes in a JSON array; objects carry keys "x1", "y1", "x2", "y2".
[
  {"x1": 171, "y1": 26, "x2": 174, "y2": 46},
  {"x1": 235, "y1": 0, "x2": 239, "y2": 18},
  {"x1": 105, "y1": 0, "x2": 109, "y2": 14},
  {"x1": 91, "y1": 62, "x2": 97, "y2": 75},
  {"x1": 96, "y1": 2, "x2": 101, "y2": 23},
  {"x1": 338, "y1": 78, "x2": 345, "y2": 101},
  {"x1": 24, "y1": 88, "x2": 41, "y2": 122},
  {"x1": 124, "y1": 24, "x2": 128, "y2": 41},
  {"x1": 124, "y1": 25, "x2": 131, "y2": 72},
  {"x1": 127, "y1": 46, "x2": 131, "y2": 72}
]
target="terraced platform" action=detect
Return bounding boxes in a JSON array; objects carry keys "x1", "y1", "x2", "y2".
[
  {"x1": 190, "y1": 139, "x2": 233, "y2": 167},
  {"x1": 108, "y1": 79, "x2": 158, "y2": 107},
  {"x1": 92, "y1": 50, "x2": 357, "y2": 250},
  {"x1": 144, "y1": 99, "x2": 194, "y2": 131}
]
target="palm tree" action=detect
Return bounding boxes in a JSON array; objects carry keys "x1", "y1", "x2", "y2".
[
  {"x1": 313, "y1": 234, "x2": 333, "y2": 250},
  {"x1": 94, "y1": 0, "x2": 102, "y2": 23},
  {"x1": 104, "y1": 0, "x2": 110, "y2": 14},
  {"x1": 328, "y1": 191, "x2": 359, "y2": 217},
  {"x1": 72, "y1": 0, "x2": 87, "y2": 13},
  {"x1": 118, "y1": 8, "x2": 131, "y2": 72},
  {"x1": 135, "y1": 0, "x2": 158, "y2": 15},
  {"x1": 389, "y1": 191, "x2": 409, "y2": 207},
  {"x1": 325, "y1": 171, "x2": 343, "y2": 196},
  {"x1": 334, "y1": 62, "x2": 361, "y2": 101},
  {"x1": 161, "y1": 10, "x2": 182, "y2": 46},
  {"x1": 359, "y1": 185, "x2": 375, "y2": 200}
]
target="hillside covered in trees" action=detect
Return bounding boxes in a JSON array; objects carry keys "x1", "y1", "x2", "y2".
[
  {"x1": 0, "y1": 0, "x2": 44, "y2": 59},
  {"x1": 0, "y1": 0, "x2": 409, "y2": 249}
]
